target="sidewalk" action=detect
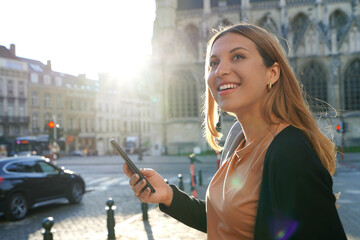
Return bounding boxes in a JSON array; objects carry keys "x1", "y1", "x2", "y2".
[
  {"x1": 115, "y1": 207, "x2": 207, "y2": 240},
  {"x1": 114, "y1": 184, "x2": 208, "y2": 240}
]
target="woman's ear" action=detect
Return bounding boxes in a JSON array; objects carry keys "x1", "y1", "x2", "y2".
[{"x1": 267, "y1": 62, "x2": 280, "y2": 85}]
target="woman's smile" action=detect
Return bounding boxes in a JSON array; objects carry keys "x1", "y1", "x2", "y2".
[{"x1": 217, "y1": 82, "x2": 241, "y2": 95}]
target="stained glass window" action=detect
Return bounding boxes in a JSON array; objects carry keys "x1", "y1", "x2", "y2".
[
  {"x1": 299, "y1": 61, "x2": 328, "y2": 111},
  {"x1": 344, "y1": 59, "x2": 360, "y2": 110}
]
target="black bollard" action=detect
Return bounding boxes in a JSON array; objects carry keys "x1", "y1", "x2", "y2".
[
  {"x1": 198, "y1": 170, "x2": 203, "y2": 186},
  {"x1": 141, "y1": 202, "x2": 148, "y2": 220},
  {"x1": 106, "y1": 198, "x2": 116, "y2": 240},
  {"x1": 42, "y1": 217, "x2": 55, "y2": 240},
  {"x1": 178, "y1": 173, "x2": 184, "y2": 191}
]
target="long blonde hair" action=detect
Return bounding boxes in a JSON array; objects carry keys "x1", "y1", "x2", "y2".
[{"x1": 204, "y1": 23, "x2": 336, "y2": 175}]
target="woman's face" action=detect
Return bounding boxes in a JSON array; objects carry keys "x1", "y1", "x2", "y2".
[{"x1": 207, "y1": 32, "x2": 276, "y2": 117}]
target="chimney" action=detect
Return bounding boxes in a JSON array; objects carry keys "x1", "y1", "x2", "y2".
[
  {"x1": 46, "y1": 60, "x2": 52, "y2": 71},
  {"x1": 10, "y1": 44, "x2": 16, "y2": 56}
]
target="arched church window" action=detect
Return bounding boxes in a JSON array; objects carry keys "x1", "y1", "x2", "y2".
[
  {"x1": 257, "y1": 13, "x2": 278, "y2": 34},
  {"x1": 329, "y1": 9, "x2": 348, "y2": 43},
  {"x1": 168, "y1": 71, "x2": 199, "y2": 118},
  {"x1": 299, "y1": 61, "x2": 328, "y2": 111},
  {"x1": 214, "y1": 18, "x2": 232, "y2": 30},
  {"x1": 184, "y1": 24, "x2": 200, "y2": 58},
  {"x1": 344, "y1": 59, "x2": 360, "y2": 110},
  {"x1": 290, "y1": 13, "x2": 309, "y2": 46}
]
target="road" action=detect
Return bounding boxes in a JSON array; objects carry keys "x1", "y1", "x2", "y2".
[{"x1": 0, "y1": 153, "x2": 359, "y2": 240}]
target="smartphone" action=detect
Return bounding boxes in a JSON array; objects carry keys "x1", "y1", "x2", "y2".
[{"x1": 110, "y1": 139, "x2": 155, "y2": 193}]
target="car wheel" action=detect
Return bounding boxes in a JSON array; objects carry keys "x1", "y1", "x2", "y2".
[
  {"x1": 68, "y1": 182, "x2": 84, "y2": 204},
  {"x1": 6, "y1": 193, "x2": 28, "y2": 221}
]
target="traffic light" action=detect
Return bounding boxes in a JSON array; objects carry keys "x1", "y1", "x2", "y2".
[
  {"x1": 57, "y1": 127, "x2": 64, "y2": 139},
  {"x1": 336, "y1": 124, "x2": 341, "y2": 133},
  {"x1": 48, "y1": 121, "x2": 55, "y2": 128}
]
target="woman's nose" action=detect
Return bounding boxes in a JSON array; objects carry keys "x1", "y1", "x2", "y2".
[{"x1": 215, "y1": 62, "x2": 230, "y2": 77}]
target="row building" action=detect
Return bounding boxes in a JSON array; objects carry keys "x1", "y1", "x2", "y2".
[{"x1": 0, "y1": 44, "x2": 156, "y2": 157}]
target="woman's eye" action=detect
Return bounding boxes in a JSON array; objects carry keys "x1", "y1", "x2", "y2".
[
  {"x1": 233, "y1": 54, "x2": 244, "y2": 60},
  {"x1": 209, "y1": 61, "x2": 219, "y2": 67}
]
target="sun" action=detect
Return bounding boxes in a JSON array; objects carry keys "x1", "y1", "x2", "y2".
[{"x1": 0, "y1": 0, "x2": 156, "y2": 81}]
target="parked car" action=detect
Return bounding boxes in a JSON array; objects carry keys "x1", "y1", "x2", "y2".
[
  {"x1": 0, "y1": 156, "x2": 85, "y2": 220},
  {"x1": 68, "y1": 150, "x2": 84, "y2": 157}
]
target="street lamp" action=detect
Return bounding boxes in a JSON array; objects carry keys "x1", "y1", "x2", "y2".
[{"x1": 138, "y1": 108, "x2": 142, "y2": 161}]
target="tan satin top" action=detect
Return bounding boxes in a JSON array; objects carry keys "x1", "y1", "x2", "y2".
[{"x1": 206, "y1": 123, "x2": 289, "y2": 239}]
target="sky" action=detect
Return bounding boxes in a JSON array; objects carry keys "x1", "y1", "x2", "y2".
[{"x1": 1, "y1": 0, "x2": 156, "y2": 80}]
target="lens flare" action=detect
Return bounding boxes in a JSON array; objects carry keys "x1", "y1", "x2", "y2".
[
  {"x1": 273, "y1": 219, "x2": 298, "y2": 240},
  {"x1": 230, "y1": 175, "x2": 244, "y2": 190}
]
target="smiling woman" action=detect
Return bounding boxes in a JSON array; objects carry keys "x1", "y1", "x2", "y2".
[{"x1": 1, "y1": 0, "x2": 155, "y2": 79}]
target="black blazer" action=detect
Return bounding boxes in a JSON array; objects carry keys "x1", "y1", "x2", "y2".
[{"x1": 160, "y1": 125, "x2": 347, "y2": 239}]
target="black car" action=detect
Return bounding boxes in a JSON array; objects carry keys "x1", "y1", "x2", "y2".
[{"x1": 0, "y1": 156, "x2": 85, "y2": 220}]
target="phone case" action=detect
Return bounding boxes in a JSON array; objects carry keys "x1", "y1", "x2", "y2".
[{"x1": 110, "y1": 139, "x2": 155, "y2": 193}]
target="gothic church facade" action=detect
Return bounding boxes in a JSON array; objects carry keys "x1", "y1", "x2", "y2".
[{"x1": 152, "y1": 0, "x2": 360, "y2": 154}]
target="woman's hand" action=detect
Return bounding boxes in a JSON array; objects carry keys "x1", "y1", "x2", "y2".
[{"x1": 123, "y1": 163, "x2": 173, "y2": 207}]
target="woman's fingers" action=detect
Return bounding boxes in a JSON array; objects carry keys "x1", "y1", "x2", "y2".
[
  {"x1": 129, "y1": 173, "x2": 140, "y2": 186},
  {"x1": 123, "y1": 163, "x2": 133, "y2": 177},
  {"x1": 132, "y1": 179, "x2": 146, "y2": 196},
  {"x1": 138, "y1": 187, "x2": 151, "y2": 202}
]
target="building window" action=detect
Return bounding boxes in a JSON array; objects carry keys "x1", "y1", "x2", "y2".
[
  {"x1": 70, "y1": 100, "x2": 74, "y2": 110},
  {"x1": 43, "y1": 75, "x2": 51, "y2": 85},
  {"x1": 57, "y1": 114, "x2": 63, "y2": 126},
  {"x1": 18, "y1": 81, "x2": 25, "y2": 96},
  {"x1": 299, "y1": 61, "x2": 328, "y2": 111},
  {"x1": 344, "y1": 59, "x2": 360, "y2": 110},
  {"x1": 70, "y1": 118, "x2": 74, "y2": 130},
  {"x1": 7, "y1": 79, "x2": 14, "y2": 95},
  {"x1": 30, "y1": 73, "x2": 39, "y2": 83},
  {"x1": 291, "y1": 13, "x2": 309, "y2": 46},
  {"x1": 44, "y1": 112, "x2": 52, "y2": 124},
  {"x1": 184, "y1": 24, "x2": 199, "y2": 59},
  {"x1": 168, "y1": 70, "x2": 198, "y2": 118},
  {"x1": 91, "y1": 119, "x2": 95, "y2": 132},
  {"x1": 55, "y1": 77, "x2": 62, "y2": 86},
  {"x1": 329, "y1": 9, "x2": 348, "y2": 44},
  {"x1": 85, "y1": 119, "x2": 89, "y2": 132},
  {"x1": 56, "y1": 94, "x2": 63, "y2": 108},
  {"x1": 0, "y1": 99, "x2": 4, "y2": 116},
  {"x1": 124, "y1": 122, "x2": 127, "y2": 132},
  {"x1": 257, "y1": 14, "x2": 278, "y2": 34},
  {"x1": 18, "y1": 100, "x2": 25, "y2": 117},
  {"x1": 0, "y1": 79, "x2": 3, "y2": 96},
  {"x1": 7, "y1": 99, "x2": 14, "y2": 117},
  {"x1": 31, "y1": 92, "x2": 39, "y2": 107},
  {"x1": 32, "y1": 112, "x2": 39, "y2": 132},
  {"x1": 44, "y1": 93, "x2": 52, "y2": 108}
]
